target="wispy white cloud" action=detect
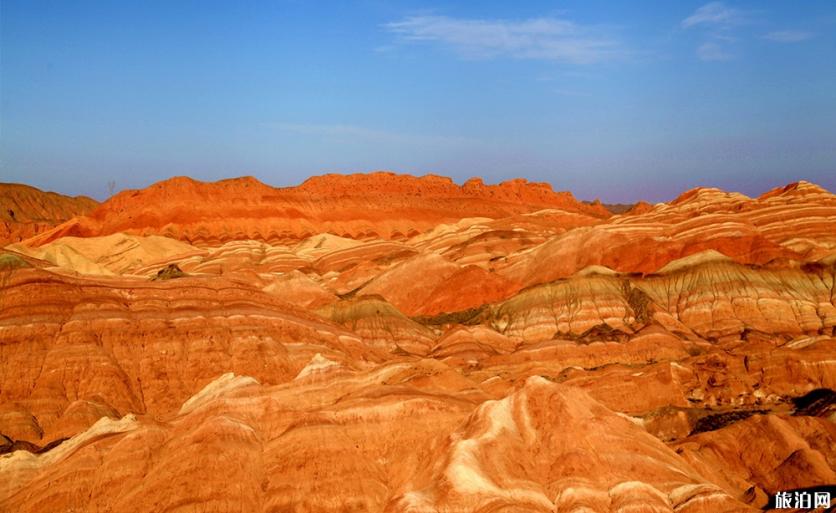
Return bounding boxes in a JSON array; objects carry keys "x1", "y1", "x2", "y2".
[
  {"x1": 682, "y1": 2, "x2": 746, "y2": 28},
  {"x1": 383, "y1": 15, "x2": 622, "y2": 64},
  {"x1": 763, "y1": 30, "x2": 813, "y2": 43},
  {"x1": 682, "y1": 2, "x2": 750, "y2": 62},
  {"x1": 697, "y1": 41, "x2": 735, "y2": 61}
]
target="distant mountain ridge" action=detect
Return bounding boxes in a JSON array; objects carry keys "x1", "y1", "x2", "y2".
[
  {"x1": 0, "y1": 183, "x2": 98, "y2": 245},
  {"x1": 18, "y1": 172, "x2": 612, "y2": 246}
]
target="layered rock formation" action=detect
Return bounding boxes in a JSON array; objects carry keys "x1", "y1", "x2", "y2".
[
  {"x1": 1, "y1": 173, "x2": 834, "y2": 512},
  {"x1": 25, "y1": 173, "x2": 610, "y2": 246},
  {"x1": 0, "y1": 183, "x2": 98, "y2": 245}
]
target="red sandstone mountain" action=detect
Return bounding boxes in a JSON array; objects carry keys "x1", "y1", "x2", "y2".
[
  {"x1": 1, "y1": 173, "x2": 835, "y2": 512},
  {"x1": 0, "y1": 183, "x2": 98, "y2": 245},
  {"x1": 25, "y1": 172, "x2": 611, "y2": 246}
]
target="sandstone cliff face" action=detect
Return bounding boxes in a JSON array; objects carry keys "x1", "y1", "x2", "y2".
[
  {"x1": 1, "y1": 174, "x2": 835, "y2": 512},
  {"x1": 0, "y1": 183, "x2": 98, "y2": 245}
]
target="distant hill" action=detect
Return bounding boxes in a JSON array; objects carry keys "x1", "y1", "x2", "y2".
[{"x1": 0, "y1": 183, "x2": 98, "y2": 245}]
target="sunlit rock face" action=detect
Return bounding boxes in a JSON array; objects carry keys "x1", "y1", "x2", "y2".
[
  {"x1": 0, "y1": 184, "x2": 99, "y2": 245},
  {"x1": 22, "y1": 173, "x2": 610, "y2": 247},
  {"x1": 1, "y1": 174, "x2": 835, "y2": 512}
]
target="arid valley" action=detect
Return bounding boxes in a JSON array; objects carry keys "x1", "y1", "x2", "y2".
[{"x1": 1, "y1": 172, "x2": 834, "y2": 512}]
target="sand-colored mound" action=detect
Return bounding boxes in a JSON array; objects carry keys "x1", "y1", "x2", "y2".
[
  {"x1": 261, "y1": 270, "x2": 338, "y2": 309},
  {"x1": 293, "y1": 232, "x2": 365, "y2": 258},
  {"x1": 357, "y1": 253, "x2": 461, "y2": 313},
  {"x1": 9, "y1": 233, "x2": 200, "y2": 276},
  {"x1": 319, "y1": 295, "x2": 436, "y2": 355},
  {"x1": 430, "y1": 326, "x2": 519, "y2": 365}
]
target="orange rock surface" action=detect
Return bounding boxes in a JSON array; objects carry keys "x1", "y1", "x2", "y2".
[
  {"x1": 0, "y1": 183, "x2": 98, "y2": 245},
  {"x1": 1, "y1": 173, "x2": 834, "y2": 512},
  {"x1": 25, "y1": 173, "x2": 610, "y2": 246}
]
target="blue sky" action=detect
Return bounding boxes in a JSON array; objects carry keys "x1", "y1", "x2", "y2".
[{"x1": 1, "y1": 1, "x2": 834, "y2": 202}]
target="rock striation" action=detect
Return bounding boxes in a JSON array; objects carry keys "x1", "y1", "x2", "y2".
[
  {"x1": 0, "y1": 183, "x2": 98, "y2": 245},
  {"x1": 1, "y1": 174, "x2": 835, "y2": 512},
  {"x1": 24, "y1": 173, "x2": 610, "y2": 246}
]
